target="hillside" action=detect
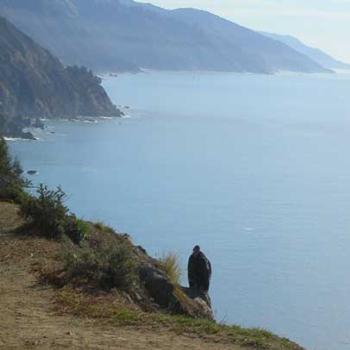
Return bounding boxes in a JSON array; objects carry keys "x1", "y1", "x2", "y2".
[
  {"x1": 0, "y1": 15, "x2": 121, "y2": 126},
  {"x1": 0, "y1": 0, "x2": 330, "y2": 74},
  {"x1": 0, "y1": 138, "x2": 305, "y2": 350},
  {"x1": 0, "y1": 203, "x2": 227, "y2": 350},
  {"x1": 0, "y1": 201, "x2": 306, "y2": 350},
  {"x1": 262, "y1": 32, "x2": 350, "y2": 70}
]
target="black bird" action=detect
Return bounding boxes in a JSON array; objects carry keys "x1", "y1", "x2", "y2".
[{"x1": 188, "y1": 245, "x2": 212, "y2": 292}]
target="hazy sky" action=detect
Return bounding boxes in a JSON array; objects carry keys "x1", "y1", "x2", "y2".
[{"x1": 138, "y1": 0, "x2": 350, "y2": 62}]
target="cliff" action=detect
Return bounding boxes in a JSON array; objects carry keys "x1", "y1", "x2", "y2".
[
  {"x1": 0, "y1": 16, "x2": 121, "y2": 123},
  {"x1": 0, "y1": 201, "x2": 305, "y2": 350},
  {"x1": 0, "y1": 113, "x2": 38, "y2": 139}
]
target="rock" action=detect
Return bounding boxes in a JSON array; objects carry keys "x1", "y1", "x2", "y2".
[
  {"x1": 139, "y1": 264, "x2": 174, "y2": 308},
  {"x1": 185, "y1": 287, "x2": 212, "y2": 307},
  {"x1": 31, "y1": 118, "x2": 45, "y2": 129},
  {"x1": 0, "y1": 114, "x2": 37, "y2": 140},
  {"x1": 139, "y1": 262, "x2": 214, "y2": 320},
  {"x1": 182, "y1": 287, "x2": 214, "y2": 319},
  {"x1": 21, "y1": 131, "x2": 36, "y2": 140},
  {"x1": 136, "y1": 245, "x2": 147, "y2": 255}
]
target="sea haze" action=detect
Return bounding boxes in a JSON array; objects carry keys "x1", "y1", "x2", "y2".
[{"x1": 9, "y1": 71, "x2": 350, "y2": 350}]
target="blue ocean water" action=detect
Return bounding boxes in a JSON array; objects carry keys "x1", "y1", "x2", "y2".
[{"x1": 9, "y1": 71, "x2": 350, "y2": 350}]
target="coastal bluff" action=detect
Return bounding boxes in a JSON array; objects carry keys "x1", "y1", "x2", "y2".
[
  {"x1": 0, "y1": 201, "x2": 305, "y2": 350},
  {"x1": 0, "y1": 16, "x2": 121, "y2": 138}
]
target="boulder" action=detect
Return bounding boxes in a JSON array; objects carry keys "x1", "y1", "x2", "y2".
[
  {"x1": 139, "y1": 263, "x2": 174, "y2": 308},
  {"x1": 139, "y1": 261, "x2": 214, "y2": 320}
]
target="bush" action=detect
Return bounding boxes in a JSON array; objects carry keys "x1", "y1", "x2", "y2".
[
  {"x1": 20, "y1": 184, "x2": 69, "y2": 239},
  {"x1": 63, "y1": 240, "x2": 137, "y2": 291},
  {"x1": 65, "y1": 215, "x2": 90, "y2": 244},
  {"x1": 94, "y1": 222, "x2": 115, "y2": 234},
  {"x1": 20, "y1": 184, "x2": 90, "y2": 243},
  {"x1": 0, "y1": 137, "x2": 11, "y2": 173},
  {"x1": 0, "y1": 137, "x2": 89, "y2": 244},
  {"x1": 0, "y1": 178, "x2": 26, "y2": 203},
  {"x1": 0, "y1": 137, "x2": 27, "y2": 202}
]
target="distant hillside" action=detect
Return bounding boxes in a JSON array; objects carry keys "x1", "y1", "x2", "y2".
[
  {"x1": 0, "y1": 0, "x2": 330, "y2": 74},
  {"x1": 0, "y1": 16, "x2": 121, "y2": 128},
  {"x1": 262, "y1": 32, "x2": 350, "y2": 71}
]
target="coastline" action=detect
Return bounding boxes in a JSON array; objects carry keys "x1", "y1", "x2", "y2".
[
  {"x1": 8, "y1": 71, "x2": 350, "y2": 349},
  {"x1": 3, "y1": 113, "x2": 129, "y2": 141}
]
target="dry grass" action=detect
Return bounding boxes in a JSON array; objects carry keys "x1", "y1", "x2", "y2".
[
  {"x1": 0, "y1": 201, "x2": 305, "y2": 350},
  {"x1": 160, "y1": 252, "x2": 182, "y2": 285},
  {"x1": 0, "y1": 201, "x2": 24, "y2": 234},
  {"x1": 93, "y1": 222, "x2": 116, "y2": 235},
  {"x1": 55, "y1": 287, "x2": 303, "y2": 350}
]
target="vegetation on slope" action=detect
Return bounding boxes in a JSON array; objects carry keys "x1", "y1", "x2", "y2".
[
  {"x1": 0, "y1": 137, "x2": 26, "y2": 201},
  {"x1": 56, "y1": 287, "x2": 303, "y2": 350}
]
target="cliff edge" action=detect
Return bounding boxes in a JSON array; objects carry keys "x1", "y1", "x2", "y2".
[{"x1": 0, "y1": 201, "x2": 305, "y2": 350}]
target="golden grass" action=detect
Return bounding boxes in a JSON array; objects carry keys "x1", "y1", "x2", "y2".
[
  {"x1": 55, "y1": 287, "x2": 304, "y2": 350},
  {"x1": 160, "y1": 252, "x2": 182, "y2": 285},
  {"x1": 0, "y1": 202, "x2": 24, "y2": 234}
]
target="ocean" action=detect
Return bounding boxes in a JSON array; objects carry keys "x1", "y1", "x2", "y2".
[{"x1": 9, "y1": 71, "x2": 350, "y2": 350}]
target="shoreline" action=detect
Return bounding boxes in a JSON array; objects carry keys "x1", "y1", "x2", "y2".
[{"x1": 3, "y1": 113, "x2": 132, "y2": 141}]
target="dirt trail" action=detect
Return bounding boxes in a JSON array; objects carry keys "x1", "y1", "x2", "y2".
[{"x1": 0, "y1": 203, "x2": 241, "y2": 350}]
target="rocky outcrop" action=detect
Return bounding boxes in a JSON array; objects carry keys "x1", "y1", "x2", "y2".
[
  {"x1": 45, "y1": 226, "x2": 214, "y2": 321},
  {"x1": 136, "y1": 246, "x2": 214, "y2": 320},
  {"x1": 139, "y1": 264, "x2": 175, "y2": 308},
  {"x1": 0, "y1": 114, "x2": 39, "y2": 139},
  {"x1": 0, "y1": 16, "x2": 121, "y2": 122}
]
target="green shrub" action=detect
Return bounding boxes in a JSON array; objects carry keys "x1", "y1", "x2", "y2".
[
  {"x1": 20, "y1": 185, "x2": 91, "y2": 243},
  {"x1": 64, "y1": 215, "x2": 90, "y2": 244},
  {"x1": 20, "y1": 184, "x2": 69, "y2": 239},
  {"x1": 94, "y1": 222, "x2": 115, "y2": 234},
  {"x1": 0, "y1": 138, "x2": 27, "y2": 202},
  {"x1": 0, "y1": 179, "x2": 26, "y2": 203},
  {"x1": 63, "y1": 239, "x2": 137, "y2": 291},
  {"x1": 0, "y1": 137, "x2": 11, "y2": 174},
  {"x1": 0, "y1": 138, "x2": 89, "y2": 244}
]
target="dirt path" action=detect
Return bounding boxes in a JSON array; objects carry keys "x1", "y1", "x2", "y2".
[{"x1": 0, "y1": 203, "x2": 241, "y2": 350}]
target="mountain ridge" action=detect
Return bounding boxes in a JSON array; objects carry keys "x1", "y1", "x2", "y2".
[
  {"x1": 0, "y1": 0, "x2": 330, "y2": 74},
  {"x1": 262, "y1": 32, "x2": 350, "y2": 71}
]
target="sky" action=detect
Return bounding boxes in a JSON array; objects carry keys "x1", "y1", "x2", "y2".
[{"x1": 137, "y1": 0, "x2": 350, "y2": 62}]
